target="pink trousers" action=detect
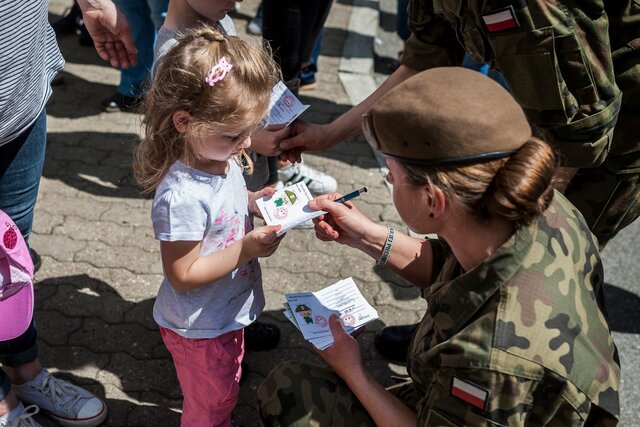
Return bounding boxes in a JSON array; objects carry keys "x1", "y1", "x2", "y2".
[{"x1": 160, "y1": 327, "x2": 244, "y2": 427}]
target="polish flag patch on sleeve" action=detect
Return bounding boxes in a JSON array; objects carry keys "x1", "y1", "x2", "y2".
[
  {"x1": 482, "y1": 6, "x2": 519, "y2": 33},
  {"x1": 451, "y1": 376, "x2": 489, "y2": 412}
]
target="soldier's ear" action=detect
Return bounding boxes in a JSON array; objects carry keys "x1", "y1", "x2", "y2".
[{"x1": 425, "y1": 185, "x2": 446, "y2": 219}]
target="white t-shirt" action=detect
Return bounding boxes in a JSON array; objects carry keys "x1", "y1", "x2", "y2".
[{"x1": 151, "y1": 160, "x2": 264, "y2": 338}]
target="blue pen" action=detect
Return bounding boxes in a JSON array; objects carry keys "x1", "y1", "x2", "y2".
[{"x1": 334, "y1": 187, "x2": 367, "y2": 204}]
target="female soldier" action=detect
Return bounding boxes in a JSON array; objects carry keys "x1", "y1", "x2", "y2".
[{"x1": 257, "y1": 67, "x2": 620, "y2": 426}]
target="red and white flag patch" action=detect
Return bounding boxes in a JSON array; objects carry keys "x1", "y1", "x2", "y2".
[
  {"x1": 482, "y1": 7, "x2": 519, "y2": 33},
  {"x1": 451, "y1": 377, "x2": 489, "y2": 411}
]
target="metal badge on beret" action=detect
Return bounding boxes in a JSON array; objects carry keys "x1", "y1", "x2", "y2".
[{"x1": 362, "y1": 67, "x2": 532, "y2": 165}]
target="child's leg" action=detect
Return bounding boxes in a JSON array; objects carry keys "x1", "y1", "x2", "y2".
[{"x1": 160, "y1": 328, "x2": 244, "y2": 427}]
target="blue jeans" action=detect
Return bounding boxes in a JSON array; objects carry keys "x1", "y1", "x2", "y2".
[
  {"x1": 115, "y1": 0, "x2": 168, "y2": 97},
  {"x1": 0, "y1": 110, "x2": 45, "y2": 401},
  {"x1": 0, "y1": 110, "x2": 47, "y2": 242}
]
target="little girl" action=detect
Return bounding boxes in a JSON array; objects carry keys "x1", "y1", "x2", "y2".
[{"x1": 133, "y1": 26, "x2": 283, "y2": 426}]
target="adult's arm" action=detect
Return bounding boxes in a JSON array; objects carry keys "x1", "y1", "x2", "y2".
[
  {"x1": 317, "y1": 315, "x2": 417, "y2": 427},
  {"x1": 309, "y1": 196, "x2": 435, "y2": 287},
  {"x1": 279, "y1": 1, "x2": 463, "y2": 154},
  {"x1": 76, "y1": 0, "x2": 137, "y2": 68}
]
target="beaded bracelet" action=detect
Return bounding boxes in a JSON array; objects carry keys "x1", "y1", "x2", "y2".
[{"x1": 376, "y1": 226, "x2": 395, "y2": 266}]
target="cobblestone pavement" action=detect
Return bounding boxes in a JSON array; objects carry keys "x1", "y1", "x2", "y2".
[
  {"x1": 38, "y1": 1, "x2": 416, "y2": 425},
  {"x1": 32, "y1": 1, "x2": 640, "y2": 425}
]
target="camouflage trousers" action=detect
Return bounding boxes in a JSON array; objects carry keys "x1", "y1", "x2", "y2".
[
  {"x1": 565, "y1": 163, "x2": 640, "y2": 250},
  {"x1": 257, "y1": 361, "x2": 418, "y2": 426}
]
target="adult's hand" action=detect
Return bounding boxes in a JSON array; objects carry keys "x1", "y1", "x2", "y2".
[
  {"x1": 308, "y1": 194, "x2": 378, "y2": 249},
  {"x1": 77, "y1": 0, "x2": 137, "y2": 68},
  {"x1": 279, "y1": 120, "x2": 337, "y2": 154},
  {"x1": 314, "y1": 315, "x2": 364, "y2": 379}
]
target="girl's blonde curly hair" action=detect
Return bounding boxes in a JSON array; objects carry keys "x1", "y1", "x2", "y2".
[{"x1": 134, "y1": 24, "x2": 280, "y2": 192}]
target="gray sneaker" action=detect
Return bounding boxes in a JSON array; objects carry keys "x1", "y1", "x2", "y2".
[
  {"x1": 0, "y1": 404, "x2": 41, "y2": 427},
  {"x1": 13, "y1": 370, "x2": 107, "y2": 427}
]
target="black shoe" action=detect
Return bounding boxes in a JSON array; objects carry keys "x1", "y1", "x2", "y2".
[
  {"x1": 374, "y1": 323, "x2": 418, "y2": 363},
  {"x1": 78, "y1": 24, "x2": 94, "y2": 47},
  {"x1": 51, "y1": 4, "x2": 81, "y2": 36},
  {"x1": 101, "y1": 92, "x2": 142, "y2": 113},
  {"x1": 29, "y1": 248, "x2": 42, "y2": 273},
  {"x1": 244, "y1": 321, "x2": 280, "y2": 351}
]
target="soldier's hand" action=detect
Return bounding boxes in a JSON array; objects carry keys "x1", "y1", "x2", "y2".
[{"x1": 314, "y1": 314, "x2": 364, "y2": 380}]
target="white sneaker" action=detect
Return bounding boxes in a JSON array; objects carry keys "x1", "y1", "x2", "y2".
[
  {"x1": 0, "y1": 404, "x2": 41, "y2": 427},
  {"x1": 278, "y1": 163, "x2": 337, "y2": 195},
  {"x1": 247, "y1": 16, "x2": 262, "y2": 35},
  {"x1": 13, "y1": 369, "x2": 107, "y2": 427}
]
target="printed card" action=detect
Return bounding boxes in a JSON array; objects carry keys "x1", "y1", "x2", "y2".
[
  {"x1": 264, "y1": 81, "x2": 309, "y2": 126},
  {"x1": 283, "y1": 277, "x2": 378, "y2": 350},
  {"x1": 256, "y1": 182, "x2": 326, "y2": 236}
]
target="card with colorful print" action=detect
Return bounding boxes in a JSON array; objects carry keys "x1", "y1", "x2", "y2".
[
  {"x1": 256, "y1": 182, "x2": 326, "y2": 236},
  {"x1": 282, "y1": 277, "x2": 378, "y2": 350}
]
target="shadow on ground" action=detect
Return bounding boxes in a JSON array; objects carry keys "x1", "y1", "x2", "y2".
[
  {"x1": 34, "y1": 274, "x2": 399, "y2": 426},
  {"x1": 603, "y1": 283, "x2": 640, "y2": 334},
  {"x1": 43, "y1": 131, "x2": 146, "y2": 200}
]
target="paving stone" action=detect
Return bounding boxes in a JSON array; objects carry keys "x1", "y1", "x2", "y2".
[
  {"x1": 125, "y1": 395, "x2": 182, "y2": 427},
  {"x1": 75, "y1": 240, "x2": 157, "y2": 273},
  {"x1": 40, "y1": 283, "x2": 133, "y2": 323},
  {"x1": 29, "y1": 233, "x2": 86, "y2": 262},
  {"x1": 98, "y1": 353, "x2": 179, "y2": 397},
  {"x1": 36, "y1": 310, "x2": 83, "y2": 346},
  {"x1": 37, "y1": 192, "x2": 112, "y2": 220},
  {"x1": 69, "y1": 317, "x2": 162, "y2": 359},
  {"x1": 38, "y1": 342, "x2": 110, "y2": 383}
]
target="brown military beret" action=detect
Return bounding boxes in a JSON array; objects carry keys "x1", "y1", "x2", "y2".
[{"x1": 362, "y1": 67, "x2": 532, "y2": 165}]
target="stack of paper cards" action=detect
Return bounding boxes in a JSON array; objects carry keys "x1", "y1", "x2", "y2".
[
  {"x1": 282, "y1": 277, "x2": 379, "y2": 350},
  {"x1": 256, "y1": 182, "x2": 326, "y2": 236},
  {"x1": 264, "y1": 81, "x2": 309, "y2": 126}
]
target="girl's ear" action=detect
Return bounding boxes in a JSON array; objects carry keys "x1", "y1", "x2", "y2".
[{"x1": 172, "y1": 110, "x2": 191, "y2": 133}]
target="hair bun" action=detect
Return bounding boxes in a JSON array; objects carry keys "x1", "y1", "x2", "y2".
[{"x1": 481, "y1": 137, "x2": 557, "y2": 227}]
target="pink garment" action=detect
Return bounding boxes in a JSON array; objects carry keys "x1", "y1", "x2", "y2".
[
  {"x1": 0, "y1": 210, "x2": 34, "y2": 341},
  {"x1": 160, "y1": 327, "x2": 244, "y2": 427}
]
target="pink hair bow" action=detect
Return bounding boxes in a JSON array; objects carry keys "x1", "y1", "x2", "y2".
[{"x1": 205, "y1": 57, "x2": 233, "y2": 86}]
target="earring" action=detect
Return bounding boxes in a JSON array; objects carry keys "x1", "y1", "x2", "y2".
[{"x1": 429, "y1": 213, "x2": 434, "y2": 218}]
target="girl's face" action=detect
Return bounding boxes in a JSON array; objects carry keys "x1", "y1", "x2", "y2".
[
  {"x1": 192, "y1": 128, "x2": 252, "y2": 163},
  {"x1": 186, "y1": 0, "x2": 241, "y2": 22}
]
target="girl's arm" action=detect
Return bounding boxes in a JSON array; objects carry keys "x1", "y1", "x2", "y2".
[
  {"x1": 161, "y1": 225, "x2": 283, "y2": 292},
  {"x1": 317, "y1": 316, "x2": 417, "y2": 426}
]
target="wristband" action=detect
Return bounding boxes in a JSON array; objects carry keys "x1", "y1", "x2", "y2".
[{"x1": 377, "y1": 226, "x2": 395, "y2": 266}]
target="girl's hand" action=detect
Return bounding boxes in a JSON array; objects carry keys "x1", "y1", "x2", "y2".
[
  {"x1": 250, "y1": 125, "x2": 292, "y2": 157},
  {"x1": 314, "y1": 314, "x2": 365, "y2": 380},
  {"x1": 248, "y1": 187, "x2": 276, "y2": 217},
  {"x1": 308, "y1": 194, "x2": 377, "y2": 249},
  {"x1": 242, "y1": 225, "x2": 285, "y2": 258}
]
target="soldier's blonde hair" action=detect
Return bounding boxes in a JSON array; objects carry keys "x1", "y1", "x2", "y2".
[
  {"x1": 134, "y1": 25, "x2": 280, "y2": 192},
  {"x1": 401, "y1": 137, "x2": 557, "y2": 228}
]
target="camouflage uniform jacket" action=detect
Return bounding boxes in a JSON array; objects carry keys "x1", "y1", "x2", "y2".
[
  {"x1": 402, "y1": 0, "x2": 640, "y2": 169},
  {"x1": 407, "y1": 192, "x2": 620, "y2": 426}
]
